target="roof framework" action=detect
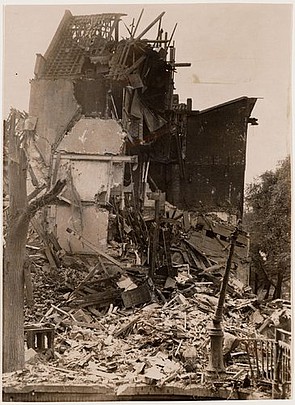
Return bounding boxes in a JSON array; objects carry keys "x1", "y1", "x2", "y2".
[{"x1": 41, "y1": 11, "x2": 126, "y2": 79}]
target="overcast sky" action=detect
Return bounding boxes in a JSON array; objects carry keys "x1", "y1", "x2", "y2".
[{"x1": 3, "y1": 2, "x2": 293, "y2": 184}]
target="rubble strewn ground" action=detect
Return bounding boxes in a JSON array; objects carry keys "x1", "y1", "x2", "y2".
[{"x1": 2, "y1": 214, "x2": 291, "y2": 399}]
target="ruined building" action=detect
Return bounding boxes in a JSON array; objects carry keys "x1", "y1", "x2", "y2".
[
  {"x1": 27, "y1": 10, "x2": 257, "y2": 284},
  {"x1": 4, "y1": 11, "x2": 292, "y2": 400}
]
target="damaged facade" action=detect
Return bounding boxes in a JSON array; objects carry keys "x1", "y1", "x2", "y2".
[
  {"x1": 28, "y1": 10, "x2": 256, "y2": 260},
  {"x1": 25, "y1": 8, "x2": 260, "y2": 354}
]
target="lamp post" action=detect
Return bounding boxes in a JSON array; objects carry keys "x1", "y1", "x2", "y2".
[{"x1": 207, "y1": 221, "x2": 240, "y2": 375}]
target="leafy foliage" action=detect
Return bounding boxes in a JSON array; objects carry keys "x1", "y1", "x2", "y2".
[{"x1": 244, "y1": 156, "x2": 291, "y2": 298}]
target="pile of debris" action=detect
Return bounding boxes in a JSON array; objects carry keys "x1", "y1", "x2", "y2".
[
  {"x1": 24, "y1": 199, "x2": 253, "y2": 316},
  {"x1": 4, "y1": 210, "x2": 289, "y2": 395},
  {"x1": 4, "y1": 188, "x2": 291, "y2": 399},
  {"x1": 7, "y1": 289, "x2": 250, "y2": 391}
]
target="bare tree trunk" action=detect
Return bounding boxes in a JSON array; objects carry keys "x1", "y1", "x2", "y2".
[
  {"x1": 3, "y1": 111, "x2": 28, "y2": 372},
  {"x1": 3, "y1": 220, "x2": 30, "y2": 372},
  {"x1": 3, "y1": 111, "x2": 66, "y2": 373}
]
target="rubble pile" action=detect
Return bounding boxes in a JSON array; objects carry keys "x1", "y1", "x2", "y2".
[
  {"x1": 6, "y1": 291, "x2": 245, "y2": 390},
  {"x1": 4, "y1": 206, "x2": 291, "y2": 397},
  {"x1": 2, "y1": 243, "x2": 283, "y2": 393}
]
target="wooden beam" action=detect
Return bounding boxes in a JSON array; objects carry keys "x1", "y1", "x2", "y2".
[
  {"x1": 60, "y1": 154, "x2": 137, "y2": 163},
  {"x1": 135, "y1": 12, "x2": 165, "y2": 40},
  {"x1": 66, "y1": 228, "x2": 123, "y2": 268}
]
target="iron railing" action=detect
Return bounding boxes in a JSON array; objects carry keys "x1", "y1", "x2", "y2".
[{"x1": 238, "y1": 328, "x2": 291, "y2": 398}]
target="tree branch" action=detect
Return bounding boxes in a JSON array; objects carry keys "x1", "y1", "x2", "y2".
[{"x1": 27, "y1": 179, "x2": 66, "y2": 219}]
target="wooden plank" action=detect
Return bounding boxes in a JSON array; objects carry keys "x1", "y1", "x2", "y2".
[
  {"x1": 24, "y1": 263, "x2": 34, "y2": 308},
  {"x1": 183, "y1": 211, "x2": 190, "y2": 232},
  {"x1": 60, "y1": 154, "x2": 138, "y2": 162},
  {"x1": 52, "y1": 151, "x2": 61, "y2": 185},
  {"x1": 44, "y1": 247, "x2": 57, "y2": 268},
  {"x1": 66, "y1": 228, "x2": 123, "y2": 268},
  {"x1": 135, "y1": 11, "x2": 165, "y2": 40},
  {"x1": 69, "y1": 261, "x2": 101, "y2": 299},
  {"x1": 120, "y1": 55, "x2": 146, "y2": 77},
  {"x1": 31, "y1": 217, "x2": 58, "y2": 269},
  {"x1": 113, "y1": 316, "x2": 140, "y2": 338}
]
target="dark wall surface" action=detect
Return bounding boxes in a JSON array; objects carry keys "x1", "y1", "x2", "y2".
[
  {"x1": 183, "y1": 97, "x2": 257, "y2": 215},
  {"x1": 149, "y1": 98, "x2": 257, "y2": 215}
]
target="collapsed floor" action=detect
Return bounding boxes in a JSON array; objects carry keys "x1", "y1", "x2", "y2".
[{"x1": 2, "y1": 206, "x2": 291, "y2": 400}]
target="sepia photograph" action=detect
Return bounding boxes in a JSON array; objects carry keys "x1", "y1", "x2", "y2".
[{"x1": 2, "y1": 1, "x2": 292, "y2": 401}]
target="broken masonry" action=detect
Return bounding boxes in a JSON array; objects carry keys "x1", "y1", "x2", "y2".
[
  {"x1": 23, "y1": 8, "x2": 261, "y2": 374},
  {"x1": 26, "y1": 9, "x2": 257, "y2": 262}
]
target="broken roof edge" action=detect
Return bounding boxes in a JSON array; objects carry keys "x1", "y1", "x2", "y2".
[
  {"x1": 44, "y1": 10, "x2": 73, "y2": 61},
  {"x1": 199, "y1": 96, "x2": 258, "y2": 115},
  {"x1": 186, "y1": 96, "x2": 258, "y2": 116},
  {"x1": 43, "y1": 10, "x2": 127, "y2": 61}
]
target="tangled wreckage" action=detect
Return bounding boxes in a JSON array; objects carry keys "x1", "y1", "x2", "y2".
[{"x1": 3, "y1": 10, "x2": 291, "y2": 401}]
